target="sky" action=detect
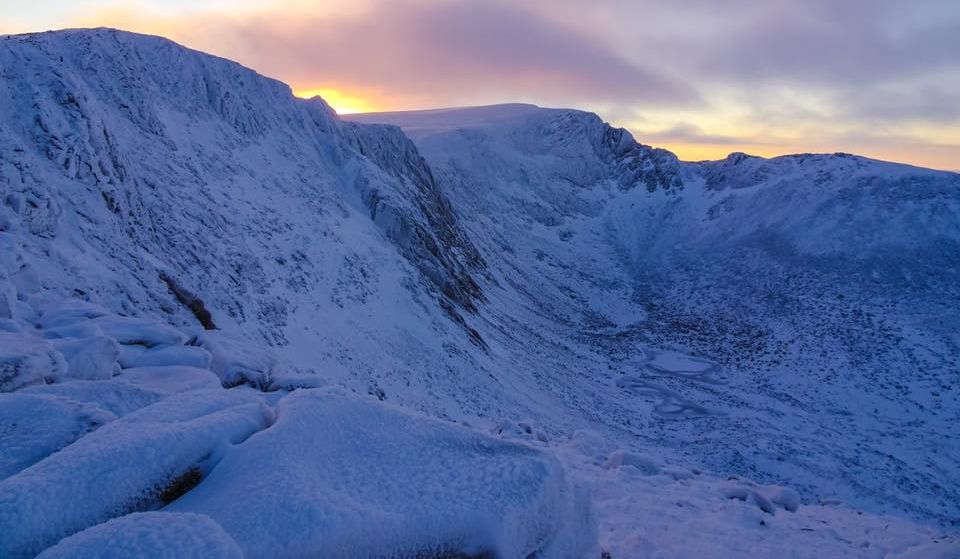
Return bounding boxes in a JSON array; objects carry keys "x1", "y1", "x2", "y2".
[{"x1": 2, "y1": 0, "x2": 958, "y2": 170}]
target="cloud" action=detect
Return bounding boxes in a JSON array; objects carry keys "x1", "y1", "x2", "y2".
[
  {"x1": 840, "y1": 82, "x2": 960, "y2": 124},
  {"x1": 530, "y1": 1, "x2": 960, "y2": 126},
  {"x1": 690, "y1": 0, "x2": 960, "y2": 85},
  {"x1": 89, "y1": 0, "x2": 699, "y2": 109},
  {"x1": 51, "y1": 0, "x2": 960, "y2": 169},
  {"x1": 637, "y1": 123, "x2": 744, "y2": 145}
]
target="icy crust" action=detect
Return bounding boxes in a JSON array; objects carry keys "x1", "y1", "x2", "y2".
[
  {"x1": 170, "y1": 388, "x2": 594, "y2": 559},
  {"x1": 0, "y1": 393, "x2": 112, "y2": 480},
  {"x1": 0, "y1": 390, "x2": 269, "y2": 558},
  {"x1": 190, "y1": 331, "x2": 275, "y2": 388},
  {"x1": 35, "y1": 512, "x2": 243, "y2": 559},
  {"x1": 0, "y1": 293, "x2": 591, "y2": 557},
  {"x1": 0, "y1": 332, "x2": 66, "y2": 391},
  {"x1": 555, "y1": 431, "x2": 958, "y2": 559}
]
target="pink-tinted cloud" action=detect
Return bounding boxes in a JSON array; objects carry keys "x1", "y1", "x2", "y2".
[
  {"x1": 11, "y1": 0, "x2": 960, "y2": 169},
  {"x1": 120, "y1": 0, "x2": 699, "y2": 110}
]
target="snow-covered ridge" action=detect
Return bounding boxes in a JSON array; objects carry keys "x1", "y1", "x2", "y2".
[
  {"x1": 351, "y1": 103, "x2": 684, "y2": 193},
  {"x1": 0, "y1": 27, "x2": 484, "y2": 332},
  {"x1": 0, "y1": 27, "x2": 503, "y2": 406}
]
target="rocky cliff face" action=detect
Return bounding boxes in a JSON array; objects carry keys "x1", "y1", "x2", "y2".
[{"x1": 0, "y1": 29, "x2": 491, "y2": 399}]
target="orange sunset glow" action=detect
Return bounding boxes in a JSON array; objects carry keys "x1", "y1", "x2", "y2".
[{"x1": 293, "y1": 88, "x2": 377, "y2": 115}]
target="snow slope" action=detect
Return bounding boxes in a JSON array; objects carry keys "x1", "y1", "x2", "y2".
[{"x1": 1, "y1": 27, "x2": 958, "y2": 557}]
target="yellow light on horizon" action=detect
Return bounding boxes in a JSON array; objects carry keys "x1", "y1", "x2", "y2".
[{"x1": 294, "y1": 87, "x2": 376, "y2": 115}]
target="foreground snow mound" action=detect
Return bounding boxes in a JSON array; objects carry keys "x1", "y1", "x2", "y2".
[
  {"x1": 0, "y1": 393, "x2": 112, "y2": 480},
  {"x1": 0, "y1": 332, "x2": 66, "y2": 391},
  {"x1": 171, "y1": 388, "x2": 593, "y2": 558},
  {"x1": 19, "y1": 372, "x2": 204, "y2": 418},
  {"x1": 36, "y1": 512, "x2": 243, "y2": 559},
  {"x1": 0, "y1": 390, "x2": 270, "y2": 558}
]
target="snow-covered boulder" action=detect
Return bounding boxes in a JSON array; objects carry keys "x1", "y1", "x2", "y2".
[
  {"x1": 127, "y1": 345, "x2": 212, "y2": 370},
  {"x1": 190, "y1": 332, "x2": 276, "y2": 388},
  {"x1": 36, "y1": 512, "x2": 243, "y2": 559},
  {"x1": 52, "y1": 336, "x2": 119, "y2": 381},
  {"x1": 117, "y1": 344, "x2": 148, "y2": 368},
  {"x1": 22, "y1": 379, "x2": 169, "y2": 418},
  {"x1": 88, "y1": 316, "x2": 188, "y2": 348},
  {"x1": 721, "y1": 481, "x2": 801, "y2": 514},
  {"x1": 492, "y1": 418, "x2": 550, "y2": 443},
  {"x1": 0, "y1": 393, "x2": 113, "y2": 480},
  {"x1": 605, "y1": 450, "x2": 661, "y2": 476},
  {"x1": 758, "y1": 484, "x2": 801, "y2": 513},
  {"x1": 0, "y1": 332, "x2": 65, "y2": 391},
  {"x1": 170, "y1": 388, "x2": 593, "y2": 558},
  {"x1": 114, "y1": 366, "x2": 222, "y2": 395},
  {"x1": 0, "y1": 390, "x2": 270, "y2": 558},
  {"x1": 35, "y1": 300, "x2": 110, "y2": 330},
  {"x1": 41, "y1": 321, "x2": 104, "y2": 340},
  {"x1": 721, "y1": 483, "x2": 778, "y2": 515}
]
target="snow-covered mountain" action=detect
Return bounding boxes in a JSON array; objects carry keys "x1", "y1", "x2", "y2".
[
  {"x1": 350, "y1": 105, "x2": 960, "y2": 525},
  {"x1": 1, "y1": 28, "x2": 958, "y2": 558},
  {"x1": 0, "y1": 28, "x2": 501, "y2": 410}
]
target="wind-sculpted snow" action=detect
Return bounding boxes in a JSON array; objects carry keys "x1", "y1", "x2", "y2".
[
  {"x1": 170, "y1": 388, "x2": 593, "y2": 559},
  {"x1": 0, "y1": 389, "x2": 269, "y2": 558},
  {"x1": 0, "y1": 294, "x2": 592, "y2": 557},
  {"x1": 36, "y1": 512, "x2": 244, "y2": 559}
]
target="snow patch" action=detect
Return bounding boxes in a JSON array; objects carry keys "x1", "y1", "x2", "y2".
[
  {"x1": 88, "y1": 317, "x2": 188, "y2": 348},
  {"x1": 36, "y1": 512, "x2": 243, "y2": 559},
  {"x1": 0, "y1": 393, "x2": 113, "y2": 480},
  {"x1": 604, "y1": 450, "x2": 661, "y2": 476}
]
